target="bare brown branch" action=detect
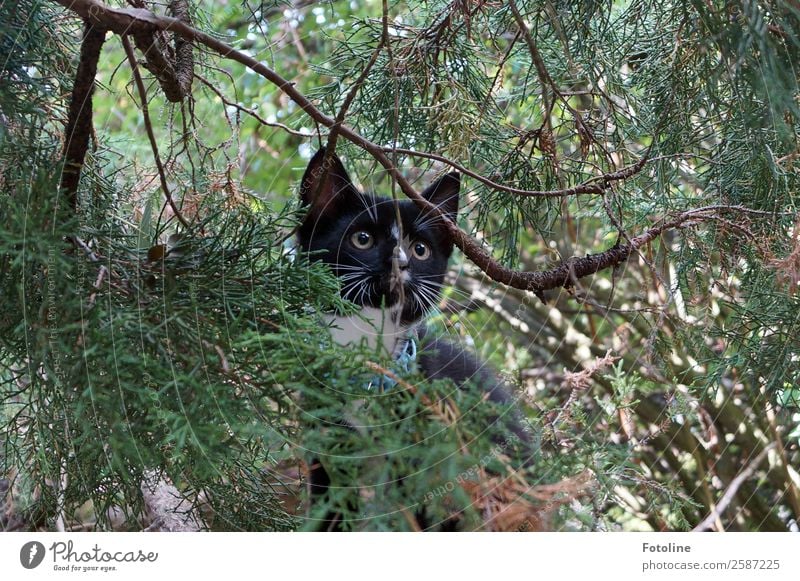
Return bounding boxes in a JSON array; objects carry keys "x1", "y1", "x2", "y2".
[
  {"x1": 132, "y1": 0, "x2": 193, "y2": 102},
  {"x1": 194, "y1": 73, "x2": 319, "y2": 138},
  {"x1": 61, "y1": 21, "x2": 106, "y2": 211},
  {"x1": 381, "y1": 146, "x2": 648, "y2": 198}
]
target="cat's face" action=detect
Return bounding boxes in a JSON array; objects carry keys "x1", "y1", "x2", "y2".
[{"x1": 297, "y1": 148, "x2": 460, "y2": 325}]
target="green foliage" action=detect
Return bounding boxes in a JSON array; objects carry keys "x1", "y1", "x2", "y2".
[
  {"x1": 0, "y1": 152, "x2": 340, "y2": 528},
  {"x1": 1, "y1": 0, "x2": 799, "y2": 531}
]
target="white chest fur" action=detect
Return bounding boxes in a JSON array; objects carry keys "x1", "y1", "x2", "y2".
[{"x1": 326, "y1": 306, "x2": 407, "y2": 356}]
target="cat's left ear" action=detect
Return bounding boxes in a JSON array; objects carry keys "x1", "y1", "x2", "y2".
[{"x1": 421, "y1": 172, "x2": 460, "y2": 221}]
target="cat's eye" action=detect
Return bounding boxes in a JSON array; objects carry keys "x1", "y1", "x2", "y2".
[
  {"x1": 350, "y1": 231, "x2": 373, "y2": 249},
  {"x1": 412, "y1": 241, "x2": 431, "y2": 260}
]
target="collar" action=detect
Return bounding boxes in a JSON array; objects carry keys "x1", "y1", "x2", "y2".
[{"x1": 366, "y1": 335, "x2": 418, "y2": 393}]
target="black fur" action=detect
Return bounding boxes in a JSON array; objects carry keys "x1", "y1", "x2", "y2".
[{"x1": 416, "y1": 326, "x2": 534, "y2": 448}]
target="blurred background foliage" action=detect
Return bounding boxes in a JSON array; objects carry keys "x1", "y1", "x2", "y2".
[{"x1": 1, "y1": 0, "x2": 799, "y2": 531}]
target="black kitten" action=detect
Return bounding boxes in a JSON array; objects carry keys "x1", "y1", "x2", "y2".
[
  {"x1": 297, "y1": 148, "x2": 532, "y2": 530},
  {"x1": 297, "y1": 148, "x2": 459, "y2": 356},
  {"x1": 297, "y1": 148, "x2": 530, "y2": 417}
]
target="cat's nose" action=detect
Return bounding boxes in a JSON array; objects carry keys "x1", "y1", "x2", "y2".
[{"x1": 392, "y1": 247, "x2": 409, "y2": 269}]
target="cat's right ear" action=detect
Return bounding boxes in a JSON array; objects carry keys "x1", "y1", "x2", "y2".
[
  {"x1": 299, "y1": 148, "x2": 358, "y2": 216},
  {"x1": 421, "y1": 172, "x2": 460, "y2": 221}
]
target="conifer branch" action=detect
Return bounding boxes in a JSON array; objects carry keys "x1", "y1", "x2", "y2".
[
  {"x1": 507, "y1": 1, "x2": 554, "y2": 144},
  {"x1": 508, "y1": 0, "x2": 607, "y2": 163},
  {"x1": 48, "y1": 0, "x2": 738, "y2": 295},
  {"x1": 312, "y1": 0, "x2": 389, "y2": 203},
  {"x1": 379, "y1": 146, "x2": 647, "y2": 197}
]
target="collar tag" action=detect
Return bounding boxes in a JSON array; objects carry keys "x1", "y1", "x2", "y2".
[{"x1": 366, "y1": 337, "x2": 417, "y2": 393}]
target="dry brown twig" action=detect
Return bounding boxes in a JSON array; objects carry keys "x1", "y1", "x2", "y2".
[
  {"x1": 364, "y1": 362, "x2": 462, "y2": 429},
  {"x1": 462, "y1": 468, "x2": 595, "y2": 531}
]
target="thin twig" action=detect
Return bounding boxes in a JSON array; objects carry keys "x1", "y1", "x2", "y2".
[
  {"x1": 69, "y1": 235, "x2": 100, "y2": 262},
  {"x1": 380, "y1": 145, "x2": 647, "y2": 197},
  {"x1": 475, "y1": 29, "x2": 521, "y2": 129},
  {"x1": 315, "y1": 0, "x2": 389, "y2": 191},
  {"x1": 508, "y1": 1, "x2": 553, "y2": 139},
  {"x1": 87, "y1": 264, "x2": 108, "y2": 308},
  {"x1": 693, "y1": 442, "x2": 776, "y2": 532},
  {"x1": 121, "y1": 35, "x2": 190, "y2": 229},
  {"x1": 194, "y1": 73, "x2": 319, "y2": 138}
]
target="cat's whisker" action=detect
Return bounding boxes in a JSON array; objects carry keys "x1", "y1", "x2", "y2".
[
  {"x1": 350, "y1": 277, "x2": 370, "y2": 306},
  {"x1": 340, "y1": 284, "x2": 361, "y2": 302},
  {"x1": 418, "y1": 280, "x2": 472, "y2": 301},
  {"x1": 338, "y1": 278, "x2": 366, "y2": 290},
  {"x1": 352, "y1": 281, "x2": 364, "y2": 303},
  {"x1": 412, "y1": 205, "x2": 450, "y2": 230},
  {"x1": 418, "y1": 284, "x2": 467, "y2": 314},
  {"x1": 405, "y1": 285, "x2": 422, "y2": 309},
  {"x1": 337, "y1": 274, "x2": 365, "y2": 282},
  {"x1": 350, "y1": 256, "x2": 374, "y2": 270},
  {"x1": 412, "y1": 216, "x2": 441, "y2": 232},
  {"x1": 413, "y1": 276, "x2": 442, "y2": 284},
  {"x1": 413, "y1": 280, "x2": 440, "y2": 296},
  {"x1": 419, "y1": 287, "x2": 472, "y2": 310},
  {"x1": 408, "y1": 281, "x2": 438, "y2": 309},
  {"x1": 333, "y1": 263, "x2": 369, "y2": 272},
  {"x1": 340, "y1": 284, "x2": 363, "y2": 298},
  {"x1": 340, "y1": 272, "x2": 368, "y2": 290},
  {"x1": 414, "y1": 288, "x2": 441, "y2": 312},
  {"x1": 356, "y1": 193, "x2": 378, "y2": 223},
  {"x1": 350, "y1": 286, "x2": 369, "y2": 306}
]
